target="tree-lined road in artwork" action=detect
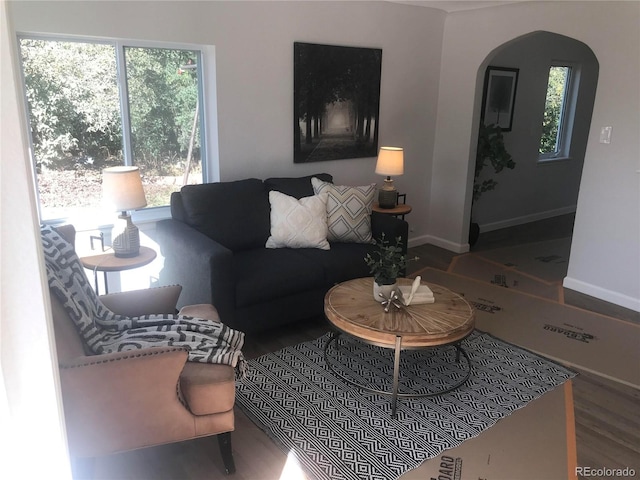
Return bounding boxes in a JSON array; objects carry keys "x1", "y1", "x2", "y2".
[
  {"x1": 323, "y1": 277, "x2": 475, "y2": 417},
  {"x1": 301, "y1": 131, "x2": 375, "y2": 163}
]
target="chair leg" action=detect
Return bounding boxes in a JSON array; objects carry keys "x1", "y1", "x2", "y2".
[{"x1": 217, "y1": 432, "x2": 236, "y2": 475}]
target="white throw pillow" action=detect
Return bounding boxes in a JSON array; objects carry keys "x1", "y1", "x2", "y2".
[
  {"x1": 265, "y1": 191, "x2": 330, "y2": 250},
  {"x1": 311, "y1": 177, "x2": 376, "y2": 244}
]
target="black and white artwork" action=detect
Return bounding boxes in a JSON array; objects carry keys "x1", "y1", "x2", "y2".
[
  {"x1": 481, "y1": 66, "x2": 519, "y2": 131},
  {"x1": 294, "y1": 42, "x2": 382, "y2": 163}
]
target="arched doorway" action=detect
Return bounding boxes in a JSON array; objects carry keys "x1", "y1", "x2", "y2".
[{"x1": 469, "y1": 31, "x2": 599, "y2": 264}]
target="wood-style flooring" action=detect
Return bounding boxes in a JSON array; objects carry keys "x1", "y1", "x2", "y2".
[{"x1": 89, "y1": 214, "x2": 639, "y2": 480}]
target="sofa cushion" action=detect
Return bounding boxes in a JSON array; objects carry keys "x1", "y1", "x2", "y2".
[
  {"x1": 311, "y1": 177, "x2": 376, "y2": 244},
  {"x1": 266, "y1": 191, "x2": 330, "y2": 250},
  {"x1": 264, "y1": 173, "x2": 333, "y2": 199},
  {"x1": 296, "y1": 242, "x2": 374, "y2": 285},
  {"x1": 233, "y1": 248, "x2": 325, "y2": 308},
  {"x1": 179, "y1": 179, "x2": 270, "y2": 252}
]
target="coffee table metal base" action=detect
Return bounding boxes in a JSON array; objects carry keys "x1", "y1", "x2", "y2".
[{"x1": 324, "y1": 331, "x2": 472, "y2": 418}]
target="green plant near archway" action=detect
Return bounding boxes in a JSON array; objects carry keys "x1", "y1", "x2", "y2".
[{"x1": 473, "y1": 122, "x2": 516, "y2": 203}]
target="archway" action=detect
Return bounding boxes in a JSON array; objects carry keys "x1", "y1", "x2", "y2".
[{"x1": 469, "y1": 31, "x2": 599, "y2": 257}]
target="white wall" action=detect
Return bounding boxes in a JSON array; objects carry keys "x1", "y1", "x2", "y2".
[
  {"x1": 430, "y1": 1, "x2": 640, "y2": 311},
  {"x1": 0, "y1": 1, "x2": 71, "y2": 477},
  {"x1": 10, "y1": 0, "x2": 446, "y2": 246}
]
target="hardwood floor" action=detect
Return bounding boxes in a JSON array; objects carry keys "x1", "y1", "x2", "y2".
[
  {"x1": 571, "y1": 370, "x2": 640, "y2": 475},
  {"x1": 90, "y1": 215, "x2": 639, "y2": 479}
]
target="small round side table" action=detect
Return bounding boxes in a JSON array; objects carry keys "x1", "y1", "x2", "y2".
[
  {"x1": 80, "y1": 246, "x2": 157, "y2": 295},
  {"x1": 372, "y1": 202, "x2": 412, "y2": 219}
]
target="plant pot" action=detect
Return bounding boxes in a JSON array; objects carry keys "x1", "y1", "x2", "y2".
[
  {"x1": 469, "y1": 221, "x2": 480, "y2": 247},
  {"x1": 373, "y1": 280, "x2": 398, "y2": 303}
]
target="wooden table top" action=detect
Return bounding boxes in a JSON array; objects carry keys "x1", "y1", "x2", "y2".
[
  {"x1": 324, "y1": 277, "x2": 475, "y2": 348},
  {"x1": 80, "y1": 246, "x2": 157, "y2": 272},
  {"x1": 372, "y1": 203, "x2": 412, "y2": 216}
]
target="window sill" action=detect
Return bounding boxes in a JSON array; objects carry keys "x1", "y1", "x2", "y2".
[
  {"x1": 43, "y1": 205, "x2": 171, "y2": 232},
  {"x1": 131, "y1": 206, "x2": 171, "y2": 225},
  {"x1": 537, "y1": 156, "x2": 572, "y2": 165}
]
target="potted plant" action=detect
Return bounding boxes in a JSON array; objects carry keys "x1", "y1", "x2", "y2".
[
  {"x1": 364, "y1": 234, "x2": 407, "y2": 302},
  {"x1": 470, "y1": 122, "x2": 516, "y2": 245}
]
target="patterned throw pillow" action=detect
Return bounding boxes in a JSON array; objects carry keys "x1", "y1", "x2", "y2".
[
  {"x1": 311, "y1": 177, "x2": 376, "y2": 244},
  {"x1": 265, "y1": 191, "x2": 330, "y2": 250}
]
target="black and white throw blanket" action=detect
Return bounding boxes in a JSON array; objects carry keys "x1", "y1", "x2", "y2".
[
  {"x1": 236, "y1": 331, "x2": 576, "y2": 480},
  {"x1": 41, "y1": 225, "x2": 246, "y2": 374}
]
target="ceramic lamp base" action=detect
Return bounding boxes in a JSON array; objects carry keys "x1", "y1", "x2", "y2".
[
  {"x1": 112, "y1": 213, "x2": 140, "y2": 258},
  {"x1": 377, "y1": 188, "x2": 398, "y2": 209}
]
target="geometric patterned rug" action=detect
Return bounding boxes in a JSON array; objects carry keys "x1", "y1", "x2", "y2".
[{"x1": 235, "y1": 331, "x2": 576, "y2": 480}]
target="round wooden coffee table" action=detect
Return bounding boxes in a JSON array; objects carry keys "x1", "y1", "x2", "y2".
[{"x1": 323, "y1": 277, "x2": 475, "y2": 417}]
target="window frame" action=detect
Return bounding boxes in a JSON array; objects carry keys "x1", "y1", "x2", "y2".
[
  {"x1": 16, "y1": 33, "x2": 220, "y2": 225},
  {"x1": 538, "y1": 62, "x2": 578, "y2": 163}
]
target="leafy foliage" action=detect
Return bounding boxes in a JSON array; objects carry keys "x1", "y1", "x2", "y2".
[
  {"x1": 473, "y1": 122, "x2": 516, "y2": 203},
  {"x1": 20, "y1": 39, "x2": 122, "y2": 170},
  {"x1": 364, "y1": 234, "x2": 407, "y2": 285},
  {"x1": 19, "y1": 39, "x2": 203, "y2": 213},
  {"x1": 125, "y1": 47, "x2": 200, "y2": 174},
  {"x1": 540, "y1": 66, "x2": 569, "y2": 154}
]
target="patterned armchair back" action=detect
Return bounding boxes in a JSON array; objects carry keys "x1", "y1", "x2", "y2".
[{"x1": 47, "y1": 225, "x2": 89, "y2": 361}]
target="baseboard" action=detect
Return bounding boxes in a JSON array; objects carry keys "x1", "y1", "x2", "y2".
[
  {"x1": 563, "y1": 276, "x2": 640, "y2": 313},
  {"x1": 479, "y1": 206, "x2": 576, "y2": 233},
  {"x1": 407, "y1": 234, "x2": 430, "y2": 249},
  {"x1": 417, "y1": 234, "x2": 469, "y2": 254}
]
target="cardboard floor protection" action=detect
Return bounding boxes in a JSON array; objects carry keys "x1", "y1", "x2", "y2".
[
  {"x1": 473, "y1": 237, "x2": 571, "y2": 283},
  {"x1": 413, "y1": 268, "x2": 640, "y2": 388},
  {"x1": 403, "y1": 382, "x2": 576, "y2": 480},
  {"x1": 449, "y1": 254, "x2": 561, "y2": 301}
]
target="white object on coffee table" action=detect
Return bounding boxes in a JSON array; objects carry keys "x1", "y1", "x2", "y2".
[{"x1": 399, "y1": 276, "x2": 435, "y2": 305}]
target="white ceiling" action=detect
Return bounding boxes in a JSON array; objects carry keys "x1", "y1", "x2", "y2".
[{"x1": 390, "y1": 1, "x2": 530, "y2": 13}]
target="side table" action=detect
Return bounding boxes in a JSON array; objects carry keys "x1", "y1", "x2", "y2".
[
  {"x1": 372, "y1": 202, "x2": 412, "y2": 219},
  {"x1": 80, "y1": 246, "x2": 157, "y2": 295}
]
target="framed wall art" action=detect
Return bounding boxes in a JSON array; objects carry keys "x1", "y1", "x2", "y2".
[
  {"x1": 481, "y1": 66, "x2": 519, "y2": 131},
  {"x1": 294, "y1": 42, "x2": 382, "y2": 163}
]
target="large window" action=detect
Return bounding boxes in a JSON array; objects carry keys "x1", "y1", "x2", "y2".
[
  {"x1": 19, "y1": 37, "x2": 207, "y2": 221},
  {"x1": 539, "y1": 64, "x2": 574, "y2": 161}
]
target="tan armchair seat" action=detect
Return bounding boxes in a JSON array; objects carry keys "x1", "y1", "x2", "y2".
[{"x1": 50, "y1": 225, "x2": 237, "y2": 476}]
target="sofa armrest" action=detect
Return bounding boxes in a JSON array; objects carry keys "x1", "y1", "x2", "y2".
[
  {"x1": 59, "y1": 347, "x2": 193, "y2": 457},
  {"x1": 156, "y1": 219, "x2": 235, "y2": 323},
  {"x1": 100, "y1": 285, "x2": 183, "y2": 316}
]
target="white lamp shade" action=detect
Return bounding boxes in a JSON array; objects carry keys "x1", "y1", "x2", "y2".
[
  {"x1": 375, "y1": 147, "x2": 404, "y2": 176},
  {"x1": 102, "y1": 166, "x2": 147, "y2": 212}
]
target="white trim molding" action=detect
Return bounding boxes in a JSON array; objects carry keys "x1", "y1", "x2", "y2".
[
  {"x1": 479, "y1": 206, "x2": 576, "y2": 233},
  {"x1": 418, "y1": 234, "x2": 469, "y2": 254},
  {"x1": 563, "y1": 276, "x2": 640, "y2": 313}
]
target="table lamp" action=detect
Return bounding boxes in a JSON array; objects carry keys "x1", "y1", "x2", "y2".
[
  {"x1": 102, "y1": 166, "x2": 147, "y2": 258},
  {"x1": 375, "y1": 146, "x2": 404, "y2": 208}
]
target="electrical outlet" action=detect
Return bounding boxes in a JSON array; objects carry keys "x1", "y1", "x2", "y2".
[{"x1": 599, "y1": 126, "x2": 612, "y2": 144}]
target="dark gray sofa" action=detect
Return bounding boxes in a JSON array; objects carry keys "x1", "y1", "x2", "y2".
[{"x1": 157, "y1": 174, "x2": 408, "y2": 334}]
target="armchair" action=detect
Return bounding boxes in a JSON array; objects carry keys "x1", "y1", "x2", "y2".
[{"x1": 49, "y1": 225, "x2": 237, "y2": 477}]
